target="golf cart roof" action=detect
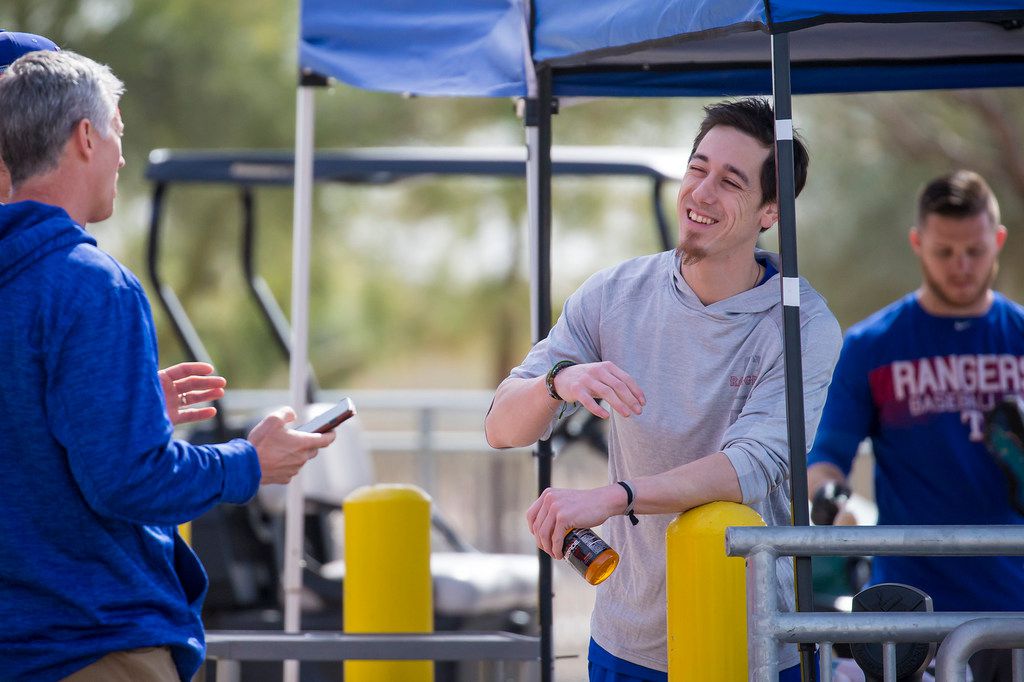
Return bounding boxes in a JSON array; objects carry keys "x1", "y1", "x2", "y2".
[{"x1": 145, "y1": 146, "x2": 687, "y2": 185}]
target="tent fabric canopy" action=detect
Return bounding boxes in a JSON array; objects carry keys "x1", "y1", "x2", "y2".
[
  {"x1": 298, "y1": 0, "x2": 1024, "y2": 97},
  {"x1": 299, "y1": 0, "x2": 532, "y2": 97}
]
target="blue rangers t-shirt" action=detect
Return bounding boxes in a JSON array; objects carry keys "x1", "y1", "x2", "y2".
[{"x1": 808, "y1": 292, "x2": 1024, "y2": 612}]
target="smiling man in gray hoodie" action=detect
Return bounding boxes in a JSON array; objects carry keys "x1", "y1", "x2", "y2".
[{"x1": 486, "y1": 98, "x2": 841, "y2": 682}]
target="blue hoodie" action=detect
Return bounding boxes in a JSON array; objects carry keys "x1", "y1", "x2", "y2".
[{"x1": 0, "y1": 201, "x2": 261, "y2": 681}]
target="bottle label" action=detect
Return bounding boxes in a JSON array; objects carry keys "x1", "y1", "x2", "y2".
[{"x1": 563, "y1": 528, "x2": 611, "y2": 577}]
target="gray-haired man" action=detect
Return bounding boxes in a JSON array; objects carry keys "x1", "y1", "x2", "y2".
[{"x1": 0, "y1": 50, "x2": 336, "y2": 681}]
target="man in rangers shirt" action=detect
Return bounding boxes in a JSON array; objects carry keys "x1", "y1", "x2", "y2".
[{"x1": 808, "y1": 170, "x2": 1024, "y2": 681}]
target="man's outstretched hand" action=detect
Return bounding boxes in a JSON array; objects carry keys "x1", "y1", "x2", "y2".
[{"x1": 159, "y1": 362, "x2": 227, "y2": 426}]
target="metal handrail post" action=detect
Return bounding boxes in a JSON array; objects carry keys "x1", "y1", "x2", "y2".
[
  {"x1": 820, "y1": 641, "x2": 832, "y2": 682},
  {"x1": 748, "y1": 546, "x2": 780, "y2": 681},
  {"x1": 882, "y1": 642, "x2": 897, "y2": 681},
  {"x1": 935, "y1": 618, "x2": 1024, "y2": 682}
]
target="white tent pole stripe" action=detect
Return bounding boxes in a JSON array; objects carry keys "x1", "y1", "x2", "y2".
[{"x1": 283, "y1": 82, "x2": 316, "y2": 682}]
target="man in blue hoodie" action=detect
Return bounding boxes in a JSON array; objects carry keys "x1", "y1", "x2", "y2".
[
  {"x1": 1, "y1": 33, "x2": 233, "y2": 440},
  {"x1": 0, "y1": 50, "x2": 337, "y2": 681}
]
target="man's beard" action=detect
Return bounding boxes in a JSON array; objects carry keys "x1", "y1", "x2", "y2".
[
  {"x1": 920, "y1": 260, "x2": 998, "y2": 310},
  {"x1": 675, "y1": 234, "x2": 707, "y2": 266}
]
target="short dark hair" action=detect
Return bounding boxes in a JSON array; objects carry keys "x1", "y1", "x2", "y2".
[
  {"x1": 917, "y1": 170, "x2": 1000, "y2": 227},
  {"x1": 689, "y1": 98, "x2": 809, "y2": 206}
]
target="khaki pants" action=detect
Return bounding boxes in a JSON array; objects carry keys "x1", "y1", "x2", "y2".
[{"x1": 62, "y1": 646, "x2": 179, "y2": 682}]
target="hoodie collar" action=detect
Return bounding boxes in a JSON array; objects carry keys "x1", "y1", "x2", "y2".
[
  {"x1": 670, "y1": 247, "x2": 782, "y2": 316},
  {"x1": 0, "y1": 201, "x2": 95, "y2": 288}
]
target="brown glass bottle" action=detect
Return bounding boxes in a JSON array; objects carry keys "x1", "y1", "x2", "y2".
[{"x1": 562, "y1": 528, "x2": 619, "y2": 585}]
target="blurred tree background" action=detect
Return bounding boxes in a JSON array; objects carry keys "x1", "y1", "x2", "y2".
[{"x1": 4, "y1": 0, "x2": 1023, "y2": 392}]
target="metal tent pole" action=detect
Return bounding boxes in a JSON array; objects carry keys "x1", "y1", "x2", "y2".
[
  {"x1": 770, "y1": 32, "x2": 817, "y2": 682},
  {"x1": 525, "y1": 64, "x2": 555, "y2": 682},
  {"x1": 282, "y1": 72, "x2": 318, "y2": 682}
]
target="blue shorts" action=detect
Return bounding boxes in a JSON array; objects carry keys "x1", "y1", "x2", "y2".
[{"x1": 588, "y1": 639, "x2": 806, "y2": 682}]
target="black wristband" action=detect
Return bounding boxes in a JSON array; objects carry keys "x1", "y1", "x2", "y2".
[
  {"x1": 617, "y1": 480, "x2": 639, "y2": 526},
  {"x1": 546, "y1": 360, "x2": 576, "y2": 401}
]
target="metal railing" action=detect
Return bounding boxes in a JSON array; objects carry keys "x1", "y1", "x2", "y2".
[
  {"x1": 725, "y1": 525, "x2": 1024, "y2": 682},
  {"x1": 935, "y1": 619, "x2": 1024, "y2": 680}
]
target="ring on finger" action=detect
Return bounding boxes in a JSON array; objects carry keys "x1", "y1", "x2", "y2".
[{"x1": 180, "y1": 394, "x2": 188, "y2": 406}]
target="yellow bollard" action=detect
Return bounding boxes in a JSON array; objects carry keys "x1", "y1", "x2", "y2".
[
  {"x1": 343, "y1": 484, "x2": 433, "y2": 682},
  {"x1": 666, "y1": 501, "x2": 765, "y2": 681}
]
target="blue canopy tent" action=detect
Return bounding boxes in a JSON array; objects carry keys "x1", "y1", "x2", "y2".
[
  {"x1": 283, "y1": 3, "x2": 1024, "y2": 680},
  {"x1": 300, "y1": 2, "x2": 1024, "y2": 98}
]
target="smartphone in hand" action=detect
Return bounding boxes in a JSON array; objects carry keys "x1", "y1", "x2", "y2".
[{"x1": 295, "y1": 397, "x2": 356, "y2": 433}]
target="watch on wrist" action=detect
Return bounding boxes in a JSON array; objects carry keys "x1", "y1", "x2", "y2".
[{"x1": 546, "y1": 360, "x2": 577, "y2": 401}]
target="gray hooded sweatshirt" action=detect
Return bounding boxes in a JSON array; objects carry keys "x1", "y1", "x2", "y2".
[{"x1": 509, "y1": 248, "x2": 842, "y2": 672}]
